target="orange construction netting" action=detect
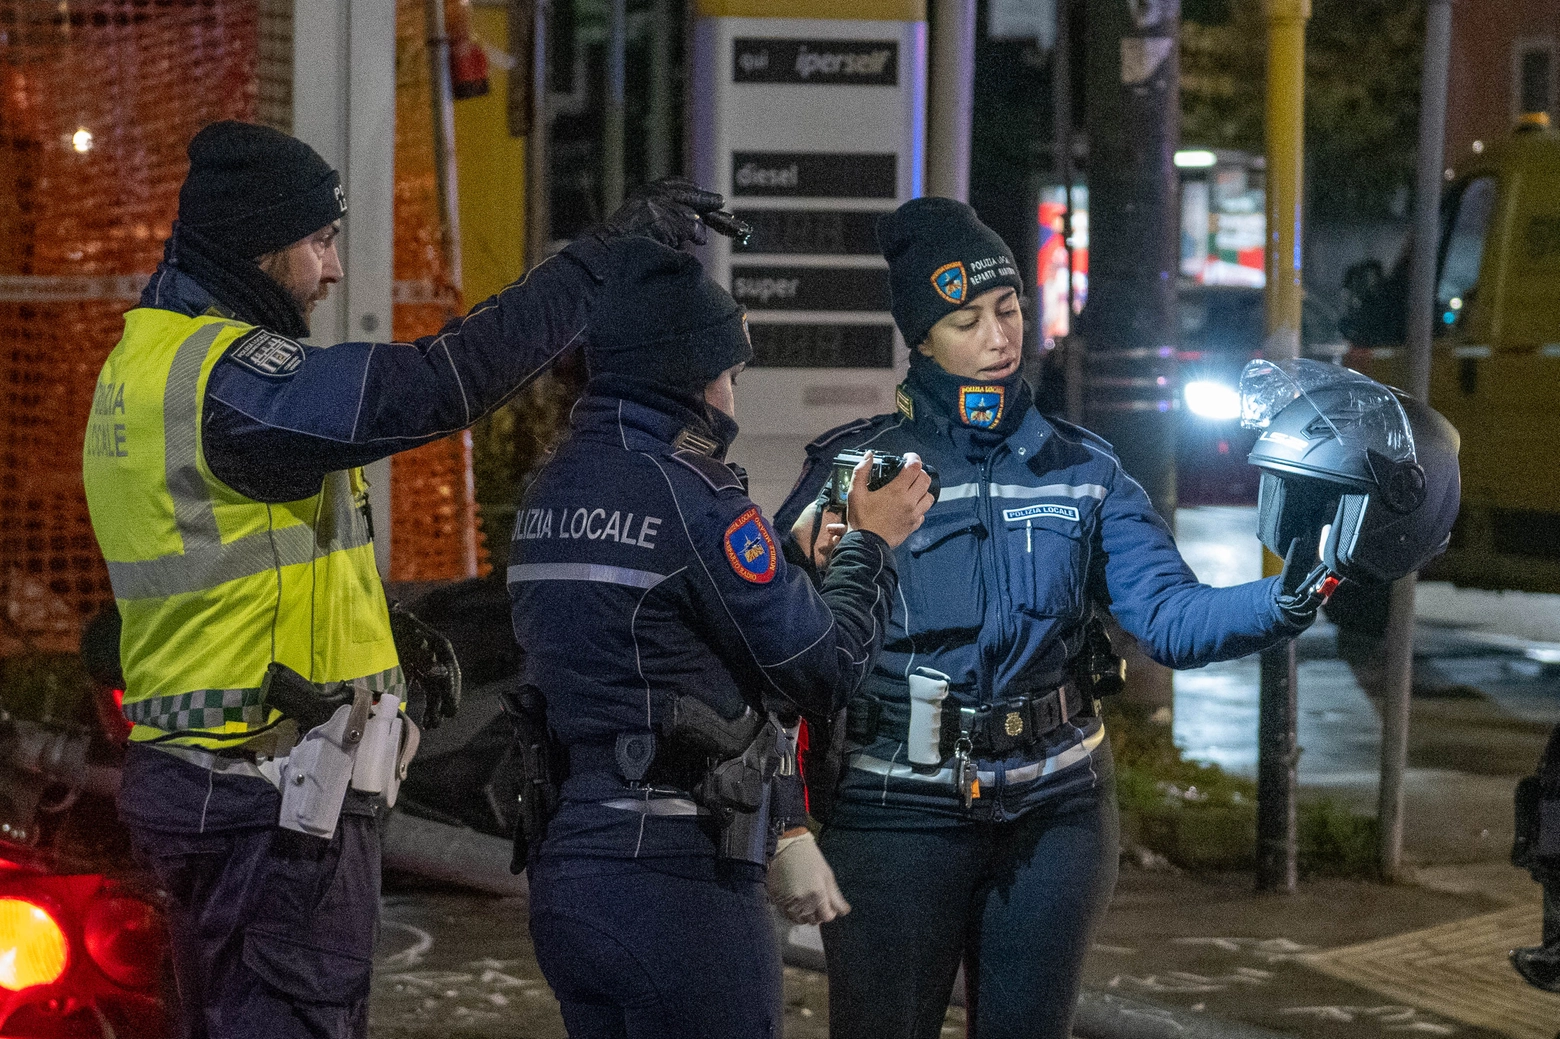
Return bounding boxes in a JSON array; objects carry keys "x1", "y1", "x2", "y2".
[
  {"x1": 0, "y1": 0, "x2": 484, "y2": 657},
  {"x1": 0, "y1": 0, "x2": 258, "y2": 655},
  {"x1": 390, "y1": 0, "x2": 487, "y2": 584}
]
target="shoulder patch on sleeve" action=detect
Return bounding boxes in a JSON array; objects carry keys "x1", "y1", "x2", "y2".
[
  {"x1": 723, "y1": 506, "x2": 778, "y2": 584},
  {"x1": 226, "y1": 328, "x2": 304, "y2": 378},
  {"x1": 670, "y1": 449, "x2": 745, "y2": 493}
]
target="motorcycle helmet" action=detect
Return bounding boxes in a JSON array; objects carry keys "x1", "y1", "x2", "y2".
[{"x1": 1241, "y1": 358, "x2": 1461, "y2": 585}]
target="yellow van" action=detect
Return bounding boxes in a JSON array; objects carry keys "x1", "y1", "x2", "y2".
[{"x1": 1343, "y1": 123, "x2": 1560, "y2": 596}]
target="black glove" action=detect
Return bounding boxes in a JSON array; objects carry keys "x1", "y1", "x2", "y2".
[
  {"x1": 389, "y1": 603, "x2": 463, "y2": 730},
  {"x1": 1273, "y1": 538, "x2": 1340, "y2": 629},
  {"x1": 599, "y1": 177, "x2": 727, "y2": 250}
]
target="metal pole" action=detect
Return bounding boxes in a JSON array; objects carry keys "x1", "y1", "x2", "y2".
[
  {"x1": 646, "y1": 0, "x2": 675, "y2": 180},
  {"x1": 928, "y1": 0, "x2": 975, "y2": 200},
  {"x1": 426, "y1": 0, "x2": 464, "y2": 290},
  {"x1": 1081, "y1": 0, "x2": 1180, "y2": 716},
  {"x1": 1080, "y1": 0, "x2": 1179, "y2": 516},
  {"x1": 525, "y1": 0, "x2": 552, "y2": 269},
  {"x1": 603, "y1": 0, "x2": 628, "y2": 214},
  {"x1": 1379, "y1": 0, "x2": 1452, "y2": 880},
  {"x1": 1255, "y1": 0, "x2": 1310, "y2": 896}
]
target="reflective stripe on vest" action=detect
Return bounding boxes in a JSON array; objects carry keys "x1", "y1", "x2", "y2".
[{"x1": 121, "y1": 665, "x2": 403, "y2": 733}]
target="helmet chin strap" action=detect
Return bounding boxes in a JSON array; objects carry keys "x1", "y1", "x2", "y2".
[{"x1": 1275, "y1": 537, "x2": 1343, "y2": 623}]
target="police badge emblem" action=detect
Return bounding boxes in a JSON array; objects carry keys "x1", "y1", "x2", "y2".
[
  {"x1": 959, "y1": 385, "x2": 1005, "y2": 429},
  {"x1": 228, "y1": 329, "x2": 304, "y2": 378},
  {"x1": 931, "y1": 261, "x2": 967, "y2": 304},
  {"x1": 723, "y1": 507, "x2": 777, "y2": 584}
]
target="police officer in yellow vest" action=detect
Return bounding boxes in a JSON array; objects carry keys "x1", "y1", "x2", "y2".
[{"x1": 81, "y1": 120, "x2": 725, "y2": 1039}]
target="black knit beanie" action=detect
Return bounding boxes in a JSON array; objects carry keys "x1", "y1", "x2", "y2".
[
  {"x1": 587, "y1": 238, "x2": 753, "y2": 391},
  {"x1": 177, "y1": 121, "x2": 346, "y2": 259},
  {"x1": 878, "y1": 197, "x2": 1024, "y2": 349}
]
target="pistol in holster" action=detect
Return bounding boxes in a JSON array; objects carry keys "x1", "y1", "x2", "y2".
[
  {"x1": 260, "y1": 662, "x2": 418, "y2": 840},
  {"x1": 630, "y1": 696, "x2": 792, "y2": 865},
  {"x1": 501, "y1": 683, "x2": 563, "y2": 874}
]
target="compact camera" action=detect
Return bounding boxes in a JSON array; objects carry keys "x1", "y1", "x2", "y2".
[{"x1": 816, "y1": 450, "x2": 941, "y2": 514}]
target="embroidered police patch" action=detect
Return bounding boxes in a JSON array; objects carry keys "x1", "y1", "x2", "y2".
[
  {"x1": 931, "y1": 261, "x2": 967, "y2": 304},
  {"x1": 228, "y1": 329, "x2": 304, "y2": 378},
  {"x1": 959, "y1": 384, "x2": 1004, "y2": 429},
  {"x1": 1003, "y1": 503, "x2": 1080, "y2": 524},
  {"x1": 723, "y1": 507, "x2": 777, "y2": 584}
]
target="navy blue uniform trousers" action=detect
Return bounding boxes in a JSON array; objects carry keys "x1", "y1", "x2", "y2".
[
  {"x1": 527, "y1": 855, "x2": 781, "y2": 1039},
  {"x1": 818, "y1": 781, "x2": 1119, "y2": 1039},
  {"x1": 127, "y1": 801, "x2": 380, "y2": 1039}
]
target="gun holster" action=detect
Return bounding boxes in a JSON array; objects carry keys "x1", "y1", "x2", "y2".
[
  {"x1": 501, "y1": 683, "x2": 563, "y2": 874},
  {"x1": 690, "y1": 715, "x2": 787, "y2": 865},
  {"x1": 631, "y1": 696, "x2": 789, "y2": 865}
]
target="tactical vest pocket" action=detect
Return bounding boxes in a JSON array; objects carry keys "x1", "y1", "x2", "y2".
[
  {"x1": 1003, "y1": 515, "x2": 1087, "y2": 619},
  {"x1": 898, "y1": 505, "x2": 986, "y2": 635}
]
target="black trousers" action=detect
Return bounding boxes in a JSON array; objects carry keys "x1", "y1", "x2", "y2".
[
  {"x1": 819, "y1": 781, "x2": 1119, "y2": 1039},
  {"x1": 127, "y1": 804, "x2": 380, "y2": 1039},
  {"x1": 528, "y1": 854, "x2": 781, "y2": 1039}
]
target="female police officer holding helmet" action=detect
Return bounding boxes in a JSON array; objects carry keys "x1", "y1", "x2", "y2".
[
  {"x1": 775, "y1": 198, "x2": 1320, "y2": 1039},
  {"x1": 507, "y1": 237, "x2": 931, "y2": 1037}
]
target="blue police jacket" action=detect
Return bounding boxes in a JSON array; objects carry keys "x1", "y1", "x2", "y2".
[
  {"x1": 508, "y1": 377, "x2": 898, "y2": 862},
  {"x1": 135, "y1": 236, "x2": 611, "y2": 504},
  {"x1": 116, "y1": 240, "x2": 611, "y2": 834},
  {"x1": 774, "y1": 374, "x2": 1303, "y2": 826}
]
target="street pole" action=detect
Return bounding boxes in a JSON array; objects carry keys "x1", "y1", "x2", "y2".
[
  {"x1": 928, "y1": 0, "x2": 975, "y2": 200},
  {"x1": 1081, "y1": 0, "x2": 1181, "y2": 715},
  {"x1": 646, "y1": 0, "x2": 675, "y2": 181},
  {"x1": 1080, "y1": 0, "x2": 1179, "y2": 515},
  {"x1": 426, "y1": 0, "x2": 464, "y2": 291},
  {"x1": 1256, "y1": 0, "x2": 1309, "y2": 896},
  {"x1": 525, "y1": 0, "x2": 551, "y2": 269},
  {"x1": 1379, "y1": 0, "x2": 1452, "y2": 880},
  {"x1": 602, "y1": 0, "x2": 628, "y2": 214}
]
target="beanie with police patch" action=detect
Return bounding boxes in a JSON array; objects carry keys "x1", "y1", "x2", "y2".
[
  {"x1": 587, "y1": 237, "x2": 753, "y2": 391},
  {"x1": 178, "y1": 121, "x2": 346, "y2": 259},
  {"x1": 878, "y1": 197, "x2": 1024, "y2": 349}
]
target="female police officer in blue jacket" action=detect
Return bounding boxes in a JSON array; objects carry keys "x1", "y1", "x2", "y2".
[
  {"x1": 774, "y1": 198, "x2": 1319, "y2": 1039},
  {"x1": 507, "y1": 238, "x2": 931, "y2": 1038}
]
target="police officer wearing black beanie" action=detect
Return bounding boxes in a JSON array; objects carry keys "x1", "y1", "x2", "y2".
[
  {"x1": 85, "y1": 119, "x2": 733, "y2": 1039},
  {"x1": 507, "y1": 237, "x2": 932, "y2": 1037},
  {"x1": 775, "y1": 198, "x2": 1317, "y2": 1039}
]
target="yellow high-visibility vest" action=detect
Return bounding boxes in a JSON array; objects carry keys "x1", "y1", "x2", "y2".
[{"x1": 83, "y1": 310, "x2": 400, "y2": 749}]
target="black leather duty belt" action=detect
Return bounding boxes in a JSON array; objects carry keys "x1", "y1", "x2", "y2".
[
  {"x1": 846, "y1": 679, "x2": 1092, "y2": 760},
  {"x1": 566, "y1": 740, "x2": 705, "y2": 793}
]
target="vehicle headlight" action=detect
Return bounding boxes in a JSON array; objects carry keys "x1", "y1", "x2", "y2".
[{"x1": 1183, "y1": 380, "x2": 1242, "y2": 421}]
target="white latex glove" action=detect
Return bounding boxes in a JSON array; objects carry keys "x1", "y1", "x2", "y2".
[{"x1": 767, "y1": 831, "x2": 851, "y2": 925}]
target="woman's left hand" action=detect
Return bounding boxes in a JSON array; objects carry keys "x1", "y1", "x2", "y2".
[
  {"x1": 789, "y1": 502, "x2": 847, "y2": 569},
  {"x1": 767, "y1": 829, "x2": 851, "y2": 925}
]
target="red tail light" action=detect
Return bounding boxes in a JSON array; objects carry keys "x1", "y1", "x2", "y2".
[
  {"x1": 83, "y1": 896, "x2": 164, "y2": 990},
  {"x1": 0, "y1": 898, "x2": 69, "y2": 991}
]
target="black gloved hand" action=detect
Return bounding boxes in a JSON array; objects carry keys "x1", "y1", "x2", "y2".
[
  {"x1": 389, "y1": 603, "x2": 464, "y2": 730},
  {"x1": 1273, "y1": 538, "x2": 1339, "y2": 630},
  {"x1": 599, "y1": 177, "x2": 726, "y2": 250}
]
